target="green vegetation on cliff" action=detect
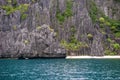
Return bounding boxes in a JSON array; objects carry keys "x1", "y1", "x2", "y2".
[
  {"x1": 2, "y1": 0, "x2": 29, "y2": 20},
  {"x1": 89, "y1": 0, "x2": 120, "y2": 35},
  {"x1": 89, "y1": 0, "x2": 120, "y2": 55},
  {"x1": 115, "y1": 0, "x2": 120, "y2": 2},
  {"x1": 0, "y1": 0, "x2": 120, "y2": 57},
  {"x1": 56, "y1": 0, "x2": 73, "y2": 23}
]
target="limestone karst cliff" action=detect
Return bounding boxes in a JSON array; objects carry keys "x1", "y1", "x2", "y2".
[{"x1": 0, "y1": 0, "x2": 120, "y2": 58}]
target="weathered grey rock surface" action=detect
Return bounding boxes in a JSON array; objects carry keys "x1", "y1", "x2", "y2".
[{"x1": 0, "y1": 0, "x2": 119, "y2": 58}]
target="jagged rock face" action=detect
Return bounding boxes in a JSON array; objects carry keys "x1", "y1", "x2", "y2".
[
  {"x1": 0, "y1": 24, "x2": 65, "y2": 58},
  {"x1": 0, "y1": 0, "x2": 119, "y2": 58},
  {"x1": 94, "y1": 0, "x2": 120, "y2": 20}
]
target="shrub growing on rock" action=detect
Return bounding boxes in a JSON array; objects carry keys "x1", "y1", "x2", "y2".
[
  {"x1": 87, "y1": 34, "x2": 93, "y2": 40},
  {"x1": 104, "y1": 50, "x2": 117, "y2": 55},
  {"x1": 115, "y1": 32, "x2": 120, "y2": 38},
  {"x1": 99, "y1": 17, "x2": 105, "y2": 23},
  {"x1": 105, "y1": 21, "x2": 111, "y2": 26},
  {"x1": 112, "y1": 43, "x2": 120, "y2": 50}
]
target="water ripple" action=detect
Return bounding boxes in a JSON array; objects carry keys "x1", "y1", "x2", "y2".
[{"x1": 0, "y1": 59, "x2": 120, "y2": 80}]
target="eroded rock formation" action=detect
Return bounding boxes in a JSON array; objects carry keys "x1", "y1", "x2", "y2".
[{"x1": 0, "y1": 0, "x2": 120, "y2": 58}]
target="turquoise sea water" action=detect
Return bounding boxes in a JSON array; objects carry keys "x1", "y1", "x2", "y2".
[{"x1": 0, "y1": 59, "x2": 120, "y2": 80}]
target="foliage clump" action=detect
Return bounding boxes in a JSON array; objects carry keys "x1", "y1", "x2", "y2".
[
  {"x1": 99, "y1": 17, "x2": 105, "y2": 23},
  {"x1": 105, "y1": 38, "x2": 120, "y2": 55},
  {"x1": 7, "y1": 0, "x2": 12, "y2": 3},
  {"x1": 56, "y1": 0, "x2": 73, "y2": 23},
  {"x1": 2, "y1": 1, "x2": 29, "y2": 20},
  {"x1": 61, "y1": 39, "x2": 81, "y2": 51},
  {"x1": 112, "y1": 43, "x2": 120, "y2": 51},
  {"x1": 87, "y1": 34, "x2": 93, "y2": 40},
  {"x1": 88, "y1": 0, "x2": 100, "y2": 22},
  {"x1": 115, "y1": 32, "x2": 120, "y2": 38},
  {"x1": 2, "y1": 3, "x2": 29, "y2": 15},
  {"x1": 104, "y1": 50, "x2": 117, "y2": 55}
]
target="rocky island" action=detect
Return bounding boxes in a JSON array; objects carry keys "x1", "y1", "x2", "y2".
[{"x1": 0, "y1": 0, "x2": 120, "y2": 59}]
